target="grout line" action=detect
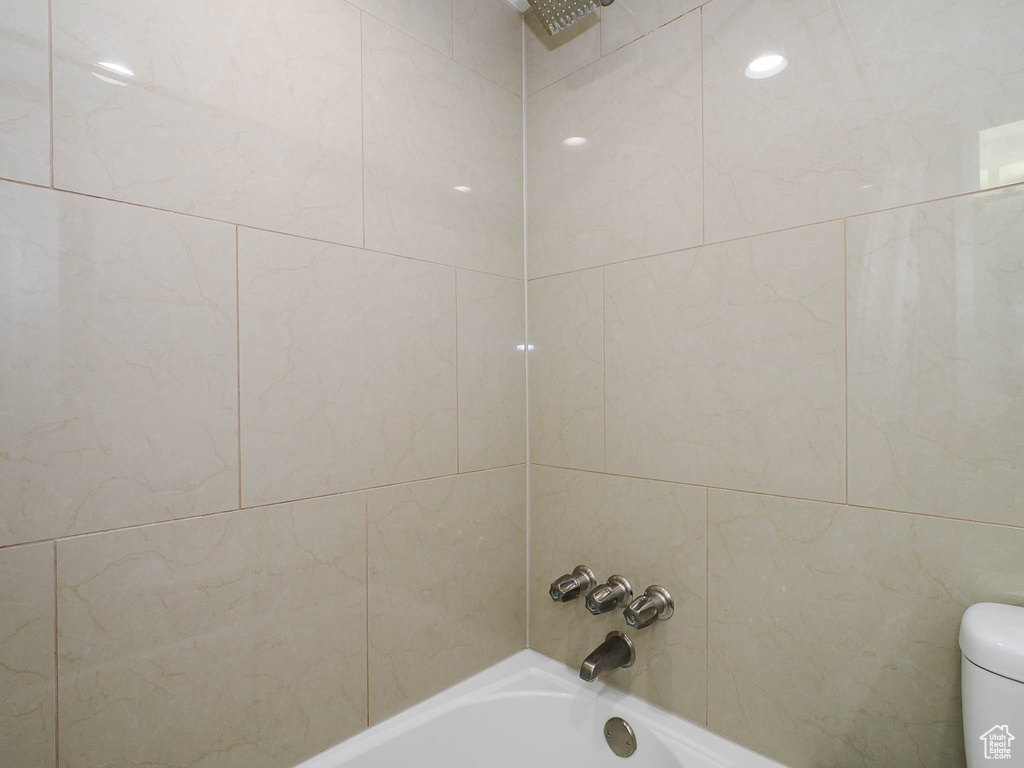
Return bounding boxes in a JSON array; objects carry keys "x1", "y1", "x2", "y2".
[
  {"x1": 360, "y1": 4, "x2": 520, "y2": 98},
  {"x1": 236, "y1": 227, "x2": 242, "y2": 509},
  {"x1": 602, "y1": 266, "x2": 607, "y2": 472},
  {"x1": 843, "y1": 218, "x2": 849, "y2": 505},
  {"x1": 704, "y1": 486, "x2": 709, "y2": 728},
  {"x1": 521, "y1": 13, "x2": 531, "y2": 650},
  {"x1": 529, "y1": 4, "x2": 703, "y2": 97},
  {"x1": 361, "y1": 12, "x2": 367, "y2": 249},
  {"x1": 524, "y1": 179, "x2": 1024, "y2": 282},
  {"x1": 0, "y1": 173, "x2": 520, "y2": 281},
  {"x1": 526, "y1": 462, "x2": 1024, "y2": 532},
  {"x1": 47, "y1": 0, "x2": 54, "y2": 188},
  {"x1": 455, "y1": 270, "x2": 461, "y2": 473},
  {"x1": 52, "y1": 541, "x2": 59, "y2": 768},
  {"x1": 364, "y1": 493, "x2": 370, "y2": 729},
  {"x1": 699, "y1": 5, "x2": 705, "y2": 246},
  {"x1": 0, "y1": 464, "x2": 529, "y2": 553}
]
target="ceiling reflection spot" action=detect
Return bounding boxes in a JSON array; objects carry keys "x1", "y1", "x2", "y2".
[{"x1": 745, "y1": 54, "x2": 788, "y2": 80}]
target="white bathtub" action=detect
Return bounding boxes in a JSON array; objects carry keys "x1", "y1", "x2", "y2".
[{"x1": 297, "y1": 650, "x2": 787, "y2": 768}]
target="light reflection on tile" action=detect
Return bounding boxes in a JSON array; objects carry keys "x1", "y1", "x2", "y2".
[
  {"x1": 703, "y1": 0, "x2": 1024, "y2": 242},
  {"x1": 0, "y1": 0, "x2": 50, "y2": 185},
  {"x1": 52, "y1": 0, "x2": 363, "y2": 244},
  {"x1": 528, "y1": 12, "x2": 702, "y2": 278},
  {"x1": 848, "y1": 186, "x2": 1024, "y2": 526},
  {"x1": 363, "y1": 15, "x2": 523, "y2": 277},
  {"x1": 458, "y1": 271, "x2": 526, "y2": 472},
  {"x1": 0, "y1": 182, "x2": 239, "y2": 547}
]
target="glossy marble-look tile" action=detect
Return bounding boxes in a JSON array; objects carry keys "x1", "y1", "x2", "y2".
[
  {"x1": 524, "y1": 7, "x2": 600, "y2": 96},
  {"x1": 605, "y1": 223, "x2": 846, "y2": 501},
  {"x1": 530, "y1": 466, "x2": 707, "y2": 722},
  {"x1": 363, "y1": 16, "x2": 523, "y2": 278},
  {"x1": 528, "y1": 270, "x2": 604, "y2": 472},
  {"x1": 0, "y1": 0, "x2": 50, "y2": 185},
  {"x1": 528, "y1": 12, "x2": 701, "y2": 278},
  {"x1": 457, "y1": 271, "x2": 526, "y2": 472},
  {"x1": 708, "y1": 490, "x2": 1024, "y2": 768},
  {"x1": 600, "y1": 0, "x2": 701, "y2": 54},
  {"x1": 57, "y1": 497, "x2": 367, "y2": 768},
  {"x1": 703, "y1": 0, "x2": 1024, "y2": 242},
  {"x1": 349, "y1": 0, "x2": 453, "y2": 57},
  {"x1": 52, "y1": 0, "x2": 362, "y2": 245},
  {"x1": 238, "y1": 228, "x2": 457, "y2": 507},
  {"x1": 0, "y1": 183, "x2": 238, "y2": 546},
  {"x1": 0, "y1": 544, "x2": 55, "y2": 768},
  {"x1": 848, "y1": 187, "x2": 1024, "y2": 526},
  {"x1": 454, "y1": 0, "x2": 523, "y2": 96},
  {"x1": 367, "y1": 466, "x2": 526, "y2": 723}
]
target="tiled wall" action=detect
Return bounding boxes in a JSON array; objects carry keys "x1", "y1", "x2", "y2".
[
  {"x1": 526, "y1": 1, "x2": 1024, "y2": 767},
  {"x1": 0, "y1": 1, "x2": 526, "y2": 767}
]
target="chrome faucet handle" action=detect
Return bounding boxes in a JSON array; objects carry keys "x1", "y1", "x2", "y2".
[
  {"x1": 585, "y1": 575, "x2": 633, "y2": 615},
  {"x1": 623, "y1": 585, "x2": 674, "y2": 629},
  {"x1": 549, "y1": 565, "x2": 597, "y2": 603}
]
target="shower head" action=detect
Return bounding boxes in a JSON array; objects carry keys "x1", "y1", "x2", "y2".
[{"x1": 528, "y1": 0, "x2": 615, "y2": 36}]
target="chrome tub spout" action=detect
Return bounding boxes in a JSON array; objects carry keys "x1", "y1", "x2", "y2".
[{"x1": 580, "y1": 631, "x2": 635, "y2": 682}]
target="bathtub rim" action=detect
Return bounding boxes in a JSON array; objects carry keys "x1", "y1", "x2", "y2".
[{"x1": 295, "y1": 649, "x2": 788, "y2": 768}]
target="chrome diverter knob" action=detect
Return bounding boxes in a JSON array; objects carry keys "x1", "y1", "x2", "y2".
[
  {"x1": 549, "y1": 565, "x2": 598, "y2": 603},
  {"x1": 623, "y1": 585, "x2": 674, "y2": 629},
  {"x1": 585, "y1": 575, "x2": 633, "y2": 615}
]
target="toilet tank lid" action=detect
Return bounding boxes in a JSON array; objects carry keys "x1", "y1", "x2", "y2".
[{"x1": 960, "y1": 603, "x2": 1024, "y2": 683}]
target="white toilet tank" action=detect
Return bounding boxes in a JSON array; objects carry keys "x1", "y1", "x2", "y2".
[{"x1": 960, "y1": 603, "x2": 1024, "y2": 767}]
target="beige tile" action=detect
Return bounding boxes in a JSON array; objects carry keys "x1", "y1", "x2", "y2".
[
  {"x1": 527, "y1": 12, "x2": 702, "y2": 278},
  {"x1": 0, "y1": 544, "x2": 55, "y2": 768},
  {"x1": 528, "y1": 270, "x2": 604, "y2": 472},
  {"x1": 605, "y1": 222, "x2": 846, "y2": 502},
  {"x1": 530, "y1": 466, "x2": 706, "y2": 723},
  {"x1": 454, "y1": 0, "x2": 524, "y2": 96},
  {"x1": 0, "y1": 0, "x2": 50, "y2": 185},
  {"x1": 0, "y1": 183, "x2": 238, "y2": 546},
  {"x1": 367, "y1": 466, "x2": 526, "y2": 722},
  {"x1": 52, "y1": 0, "x2": 362, "y2": 245},
  {"x1": 457, "y1": 271, "x2": 526, "y2": 472},
  {"x1": 349, "y1": 0, "x2": 453, "y2": 57},
  {"x1": 848, "y1": 187, "x2": 1024, "y2": 526},
  {"x1": 57, "y1": 496, "x2": 366, "y2": 768},
  {"x1": 703, "y1": 0, "x2": 1024, "y2": 242},
  {"x1": 524, "y1": 7, "x2": 600, "y2": 96},
  {"x1": 708, "y1": 489, "x2": 1024, "y2": 768},
  {"x1": 363, "y1": 16, "x2": 523, "y2": 278},
  {"x1": 238, "y1": 228, "x2": 457, "y2": 507},
  {"x1": 600, "y1": 0, "x2": 701, "y2": 53}
]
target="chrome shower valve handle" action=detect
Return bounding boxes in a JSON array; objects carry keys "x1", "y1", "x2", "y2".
[
  {"x1": 549, "y1": 565, "x2": 597, "y2": 603},
  {"x1": 585, "y1": 575, "x2": 633, "y2": 615},
  {"x1": 623, "y1": 585, "x2": 674, "y2": 629}
]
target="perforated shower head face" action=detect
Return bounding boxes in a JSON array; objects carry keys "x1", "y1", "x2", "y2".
[{"x1": 528, "y1": 0, "x2": 614, "y2": 36}]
